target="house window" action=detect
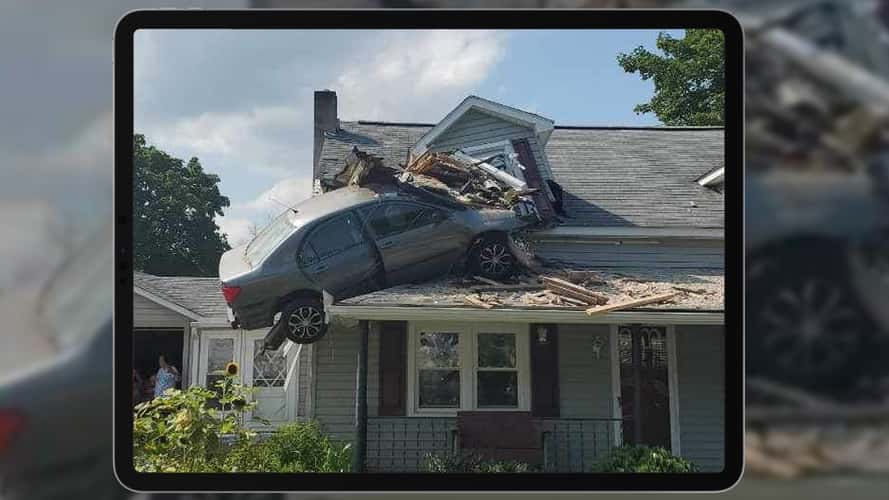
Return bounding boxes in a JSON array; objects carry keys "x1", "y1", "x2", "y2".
[{"x1": 409, "y1": 322, "x2": 529, "y2": 415}]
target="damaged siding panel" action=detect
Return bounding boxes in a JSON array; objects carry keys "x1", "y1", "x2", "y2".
[
  {"x1": 427, "y1": 109, "x2": 554, "y2": 182},
  {"x1": 532, "y1": 239, "x2": 724, "y2": 269},
  {"x1": 675, "y1": 325, "x2": 725, "y2": 472}
]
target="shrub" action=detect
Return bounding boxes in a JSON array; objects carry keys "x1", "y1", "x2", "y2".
[
  {"x1": 263, "y1": 422, "x2": 352, "y2": 472},
  {"x1": 423, "y1": 452, "x2": 534, "y2": 473},
  {"x1": 592, "y1": 445, "x2": 698, "y2": 473}
]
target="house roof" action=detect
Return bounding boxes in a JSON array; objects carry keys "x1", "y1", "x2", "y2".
[
  {"x1": 134, "y1": 272, "x2": 227, "y2": 319},
  {"x1": 319, "y1": 121, "x2": 724, "y2": 228},
  {"x1": 336, "y1": 267, "x2": 723, "y2": 312}
]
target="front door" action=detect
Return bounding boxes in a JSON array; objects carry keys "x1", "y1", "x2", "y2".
[
  {"x1": 618, "y1": 325, "x2": 673, "y2": 451},
  {"x1": 243, "y1": 332, "x2": 294, "y2": 425}
]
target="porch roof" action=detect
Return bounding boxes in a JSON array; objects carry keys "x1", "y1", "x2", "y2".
[{"x1": 331, "y1": 267, "x2": 724, "y2": 324}]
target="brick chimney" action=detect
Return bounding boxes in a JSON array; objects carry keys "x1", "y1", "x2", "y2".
[{"x1": 313, "y1": 90, "x2": 338, "y2": 188}]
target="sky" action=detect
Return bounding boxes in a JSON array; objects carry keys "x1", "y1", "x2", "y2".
[{"x1": 134, "y1": 28, "x2": 681, "y2": 247}]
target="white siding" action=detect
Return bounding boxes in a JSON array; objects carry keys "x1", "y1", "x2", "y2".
[
  {"x1": 428, "y1": 108, "x2": 555, "y2": 182},
  {"x1": 134, "y1": 293, "x2": 190, "y2": 328},
  {"x1": 675, "y1": 325, "x2": 725, "y2": 472}
]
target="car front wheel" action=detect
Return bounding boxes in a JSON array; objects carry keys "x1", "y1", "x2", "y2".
[
  {"x1": 281, "y1": 298, "x2": 327, "y2": 344},
  {"x1": 471, "y1": 235, "x2": 516, "y2": 280}
]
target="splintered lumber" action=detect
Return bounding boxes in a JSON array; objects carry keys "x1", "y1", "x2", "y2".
[
  {"x1": 472, "y1": 275, "x2": 504, "y2": 286},
  {"x1": 585, "y1": 292, "x2": 679, "y2": 316},
  {"x1": 463, "y1": 295, "x2": 495, "y2": 309},
  {"x1": 541, "y1": 276, "x2": 608, "y2": 305}
]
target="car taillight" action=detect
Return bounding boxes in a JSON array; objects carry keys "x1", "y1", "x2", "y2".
[
  {"x1": 0, "y1": 410, "x2": 25, "y2": 454},
  {"x1": 221, "y1": 284, "x2": 241, "y2": 304}
]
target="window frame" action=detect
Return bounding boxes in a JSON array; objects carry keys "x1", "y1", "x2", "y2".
[
  {"x1": 360, "y1": 200, "x2": 446, "y2": 240},
  {"x1": 406, "y1": 321, "x2": 530, "y2": 416},
  {"x1": 296, "y1": 210, "x2": 366, "y2": 265}
]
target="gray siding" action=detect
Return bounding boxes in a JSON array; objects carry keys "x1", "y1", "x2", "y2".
[
  {"x1": 532, "y1": 237, "x2": 724, "y2": 269},
  {"x1": 428, "y1": 108, "x2": 555, "y2": 182},
  {"x1": 134, "y1": 293, "x2": 191, "y2": 328},
  {"x1": 557, "y1": 324, "x2": 614, "y2": 418},
  {"x1": 367, "y1": 417, "x2": 456, "y2": 472},
  {"x1": 675, "y1": 325, "x2": 725, "y2": 472},
  {"x1": 310, "y1": 318, "x2": 363, "y2": 444}
]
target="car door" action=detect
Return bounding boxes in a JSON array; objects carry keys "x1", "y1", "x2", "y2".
[
  {"x1": 297, "y1": 211, "x2": 381, "y2": 299},
  {"x1": 361, "y1": 201, "x2": 466, "y2": 285}
]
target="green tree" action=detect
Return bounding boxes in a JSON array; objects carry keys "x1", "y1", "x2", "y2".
[
  {"x1": 617, "y1": 29, "x2": 725, "y2": 126},
  {"x1": 134, "y1": 134, "x2": 230, "y2": 276}
]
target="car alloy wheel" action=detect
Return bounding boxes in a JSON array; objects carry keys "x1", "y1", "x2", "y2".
[
  {"x1": 759, "y1": 277, "x2": 860, "y2": 375},
  {"x1": 286, "y1": 305, "x2": 324, "y2": 342},
  {"x1": 478, "y1": 241, "x2": 513, "y2": 277}
]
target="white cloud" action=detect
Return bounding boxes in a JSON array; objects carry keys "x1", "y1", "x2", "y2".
[
  {"x1": 216, "y1": 215, "x2": 253, "y2": 248},
  {"x1": 219, "y1": 176, "x2": 313, "y2": 247},
  {"x1": 146, "y1": 105, "x2": 305, "y2": 178},
  {"x1": 334, "y1": 30, "x2": 507, "y2": 121}
]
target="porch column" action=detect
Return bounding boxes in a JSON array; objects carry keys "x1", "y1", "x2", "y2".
[{"x1": 353, "y1": 319, "x2": 369, "y2": 472}]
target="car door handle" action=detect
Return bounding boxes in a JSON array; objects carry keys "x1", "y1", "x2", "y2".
[{"x1": 378, "y1": 240, "x2": 394, "y2": 249}]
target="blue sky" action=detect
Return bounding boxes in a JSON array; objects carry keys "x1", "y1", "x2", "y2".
[{"x1": 135, "y1": 29, "x2": 681, "y2": 245}]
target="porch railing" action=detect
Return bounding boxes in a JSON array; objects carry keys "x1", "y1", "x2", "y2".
[{"x1": 365, "y1": 416, "x2": 623, "y2": 472}]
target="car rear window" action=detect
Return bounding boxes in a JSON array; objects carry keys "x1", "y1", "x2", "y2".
[{"x1": 244, "y1": 211, "x2": 296, "y2": 266}]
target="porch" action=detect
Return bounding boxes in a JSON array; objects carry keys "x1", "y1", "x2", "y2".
[{"x1": 365, "y1": 416, "x2": 624, "y2": 472}]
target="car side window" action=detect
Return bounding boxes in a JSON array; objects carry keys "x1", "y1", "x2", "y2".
[
  {"x1": 366, "y1": 202, "x2": 436, "y2": 239},
  {"x1": 302, "y1": 212, "x2": 364, "y2": 262}
]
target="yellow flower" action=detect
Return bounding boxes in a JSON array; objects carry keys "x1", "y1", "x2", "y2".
[{"x1": 225, "y1": 361, "x2": 239, "y2": 376}]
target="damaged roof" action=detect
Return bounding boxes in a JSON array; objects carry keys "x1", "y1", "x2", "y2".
[
  {"x1": 135, "y1": 272, "x2": 227, "y2": 319},
  {"x1": 336, "y1": 268, "x2": 724, "y2": 312},
  {"x1": 319, "y1": 121, "x2": 724, "y2": 229}
]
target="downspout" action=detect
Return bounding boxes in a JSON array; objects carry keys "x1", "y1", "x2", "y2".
[{"x1": 353, "y1": 319, "x2": 369, "y2": 472}]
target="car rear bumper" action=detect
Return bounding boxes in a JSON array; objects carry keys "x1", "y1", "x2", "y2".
[{"x1": 230, "y1": 300, "x2": 274, "y2": 330}]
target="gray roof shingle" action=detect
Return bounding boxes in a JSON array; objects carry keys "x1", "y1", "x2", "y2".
[
  {"x1": 319, "y1": 122, "x2": 724, "y2": 228},
  {"x1": 134, "y1": 272, "x2": 227, "y2": 319}
]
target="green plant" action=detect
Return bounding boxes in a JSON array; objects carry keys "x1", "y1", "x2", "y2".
[
  {"x1": 133, "y1": 373, "x2": 258, "y2": 473},
  {"x1": 263, "y1": 421, "x2": 352, "y2": 472},
  {"x1": 423, "y1": 452, "x2": 534, "y2": 473},
  {"x1": 592, "y1": 445, "x2": 698, "y2": 473}
]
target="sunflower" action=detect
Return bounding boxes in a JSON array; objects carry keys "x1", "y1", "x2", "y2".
[{"x1": 225, "y1": 361, "x2": 239, "y2": 376}]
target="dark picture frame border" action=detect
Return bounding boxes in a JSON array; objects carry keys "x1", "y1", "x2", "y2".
[{"x1": 114, "y1": 8, "x2": 744, "y2": 492}]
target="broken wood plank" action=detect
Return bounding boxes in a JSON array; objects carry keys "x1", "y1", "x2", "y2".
[
  {"x1": 463, "y1": 295, "x2": 494, "y2": 309},
  {"x1": 552, "y1": 294, "x2": 588, "y2": 306},
  {"x1": 541, "y1": 276, "x2": 608, "y2": 305},
  {"x1": 585, "y1": 292, "x2": 679, "y2": 316},
  {"x1": 472, "y1": 275, "x2": 504, "y2": 286},
  {"x1": 672, "y1": 286, "x2": 710, "y2": 295},
  {"x1": 565, "y1": 270, "x2": 606, "y2": 285}
]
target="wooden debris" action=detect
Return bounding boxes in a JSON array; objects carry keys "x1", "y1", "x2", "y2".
[
  {"x1": 472, "y1": 275, "x2": 504, "y2": 286},
  {"x1": 565, "y1": 270, "x2": 606, "y2": 285},
  {"x1": 585, "y1": 291, "x2": 679, "y2": 316},
  {"x1": 672, "y1": 286, "x2": 710, "y2": 295},
  {"x1": 541, "y1": 276, "x2": 608, "y2": 305},
  {"x1": 463, "y1": 295, "x2": 495, "y2": 309}
]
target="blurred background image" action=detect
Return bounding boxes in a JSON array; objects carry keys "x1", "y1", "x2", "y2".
[{"x1": 0, "y1": 0, "x2": 887, "y2": 499}]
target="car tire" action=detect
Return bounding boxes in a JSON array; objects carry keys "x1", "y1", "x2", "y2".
[
  {"x1": 470, "y1": 234, "x2": 516, "y2": 280},
  {"x1": 280, "y1": 298, "x2": 327, "y2": 344},
  {"x1": 747, "y1": 239, "x2": 881, "y2": 400}
]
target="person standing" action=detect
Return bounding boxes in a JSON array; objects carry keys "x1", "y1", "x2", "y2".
[{"x1": 153, "y1": 354, "x2": 180, "y2": 399}]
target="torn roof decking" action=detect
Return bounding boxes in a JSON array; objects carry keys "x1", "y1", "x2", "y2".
[
  {"x1": 336, "y1": 267, "x2": 724, "y2": 312},
  {"x1": 319, "y1": 121, "x2": 725, "y2": 229}
]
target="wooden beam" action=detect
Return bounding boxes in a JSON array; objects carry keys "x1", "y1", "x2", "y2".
[
  {"x1": 463, "y1": 295, "x2": 495, "y2": 309},
  {"x1": 541, "y1": 276, "x2": 608, "y2": 305},
  {"x1": 585, "y1": 292, "x2": 680, "y2": 316}
]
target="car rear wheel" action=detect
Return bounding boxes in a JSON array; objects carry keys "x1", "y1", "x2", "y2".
[
  {"x1": 471, "y1": 235, "x2": 516, "y2": 280},
  {"x1": 281, "y1": 298, "x2": 327, "y2": 344}
]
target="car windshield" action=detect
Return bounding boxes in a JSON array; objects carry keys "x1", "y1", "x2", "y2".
[{"x1": 244, "y1": 211, "x2": 297, "y2": 266}]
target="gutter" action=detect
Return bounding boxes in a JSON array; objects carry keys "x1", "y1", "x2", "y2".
[
  {"x1": 325, "y1": 304, "x2": 723, "y2": 325},
  {"x1": 531, "y1": 226, "x2": 724, "y2": 241}
]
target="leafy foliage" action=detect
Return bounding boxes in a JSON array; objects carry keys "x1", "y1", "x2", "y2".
[
  {"x1": 133, "y1": 375, "x2": 350, "y2": 473},
  {"x1": 424, "y1": 452, "x2": 535, "y2": 473},
  {"x1": 133, "y1": 133, "x2": 231, "y2": 276},
  {"x1": 592, "y1": 445, "x2": 698, "y2": 473},
  {"x1": 617, "y1": 29, "x2": 725, "y2": 126}
]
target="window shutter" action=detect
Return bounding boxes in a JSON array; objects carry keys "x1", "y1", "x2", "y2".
[
  {"x1": 377, "y1": 321, "x2": 407, "y2": 416},
  {"x1": 530, "y1": 323, "x2": 560, "y2": 417}
]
